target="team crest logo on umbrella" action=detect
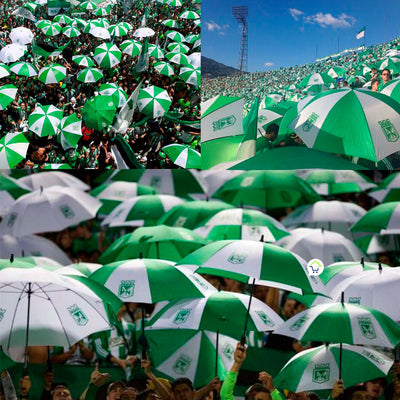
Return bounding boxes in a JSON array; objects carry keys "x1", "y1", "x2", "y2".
[
  {"x1": 212, "y1": 115, "x2": 236, "y2": 131},
  {"x1": 68, "y1": 304, "x2": 88, "y2": 326},
  {"x1": 333, "y1": 254, "x2": 345, "y2": 262},
  {"x1": 60, "y1": 205, "x2": 75, "y2": 219},
  {"x1": 256, "y1": 310, "x2": 275, "y2": 327},
  {"x1": 174, "y1": 216, "x2": 187, "y2": 227},
  {"x1": 258, "y1": 115, "x2": 268, "y2": 124},
  {"x1": 150, "y1": 176, "x2": 161, "y2": 189},
  {"x1": 173, "y1": 308, "x2": 191, "y2": 324},
  {"x1": 302, "y1": 112, "x2": 319, "y2": 132},
  {"x1": 222, "y1": 343, "x2": 235, "y2": 360},
  {"x1": 358, "y1": 317, "x2": 377, "y2": 339},
  {"x1": 348, "y1": 297, "x2": 361, "y2": 304},
  {"x1": 173, "y1": 354, "x2": 192, "y2": 374},
  {"x1": 312, "y1": 363, "x2": 330, "y2": 383},
  {"x1": 240, "y1": 177, "x2": 255, "y2": 187},
  {"x1": 361, "y1": 349, "x2": 385, "y2": 365},
  {"x1": 289, "y1": 315, "x2": 309, "y2": 331},
  {"x1": 118, "y1": 280, "x2": 135, "y2": 298},
  {"x1": 7, "y1": 213, "x2": 17, "y2": 227},
  {"x1": 378, "y1": 119, "x2": 400, "y2": 142},
  {"x1": 0, "y1": 308, "x2": 6, "y2": 322},
  {"x1": 227, "y1": 251, "x2": 248, "y2": 264},
  {"x1": 191, "y1": 275, "x2": 209, "y2": 290}
]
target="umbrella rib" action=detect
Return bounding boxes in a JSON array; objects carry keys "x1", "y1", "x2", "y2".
[
  {"x1": 6, "y1": 282, "x2": 27, "y2": 350},
  {"x1": 36, "y1": 282, "x2": 72, "y2": 348}
]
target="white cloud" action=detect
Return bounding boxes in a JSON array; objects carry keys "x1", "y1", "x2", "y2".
[
  {"x1": 289, "y1": 8, "x2": 304, "y2": 21},
  {"x1": 205, "y1": 20, "x2": 221, "y2": 31},
  {"x1": 304, "y1": 12, "x2": 356, "y2": 28},
  {"x1": 264, "y1": 62, "x2": 274, "y2": 67}
]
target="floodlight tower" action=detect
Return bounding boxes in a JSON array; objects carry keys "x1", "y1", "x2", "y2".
[{"x1": 232, "y1": 6, "x2": 248, "y2": 73}]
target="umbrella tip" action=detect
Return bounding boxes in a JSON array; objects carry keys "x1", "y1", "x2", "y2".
[
  {"x1": 259, "y1": 235, "x2": 264, "y2": 242},
  {"x1": 139, "y1": 252, "x2": 143, "y2": 259},
  {"x1": 321, "y1": 227, "x2": 324, "y2": 234},
  {"x1": 379, "y1": 263, "x2": 382, "y2": 273},
  {"x1": 40, "y1": 185, "x2": 43, "y2": 193},
  {"x1": 340, "y1": 291, "x2": 344, "y2": 304},
  {"x1": 10, "y1": 254, "x2": 14, "y2": 263},
  {"x1": 361, "y1": 257, "x2": 364, "y2": 267}
]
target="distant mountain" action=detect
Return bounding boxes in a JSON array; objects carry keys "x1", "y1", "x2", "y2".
[{"x1": 202, "y1": 56, "x2": 243, "y2": 78}]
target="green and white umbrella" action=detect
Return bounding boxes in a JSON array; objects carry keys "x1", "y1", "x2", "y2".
[
  {"x1": 93, "y1": 43, "x2": 121, "y2": 69},
  {"x1": 93, "y1": 7, "x2": 110, "y2": 16},
  {"x1": 137, "y1": 85, "x2": 172, "y2": 118},
  {"x1": 0, "y1": 63, "x2": 11, "y2": 78},
  {"x1": 277, "y1": 228, "x2": 365, "y2": 266},
  {"x1": 40, "y1": 22, "x2": 62, "y2": 36},
  {"x1": 133, "y1": 26, "x2": 155, "y2": 38},
  {"x1": 89, "y1": 26, "x2": 111, "y2": 40},
  {"x1": 161, "y1": 19, "x2": 181, "y2": 28},
  {"x1": 10, "y1": 61, "x2": 38, "y2": 77},
  {"x1": 185, "y1": 34, "x2": 199, "y2": 44},
  {"x1": 380, "y1": 79, "x2": 400, "y2": 104},
  {"x1": 61, "y1": 25, "x2": 81, "y2": 38},
  {"x1": 300, "y1": 170, "x2": 376, "y2": 195},
  {"x1": 0, "y1": 43, "x2": 27, "y2": 63},
  {"x1": 21, "y1": 1, "x2": 37, "y2": 12},
  {"x1": 326, "y1": 67, "x2": 347, "y2": 79},
  {"x1": 9, "y1": 27, "x2": 34, "y2": 45},
  {"x1": 166, "y1": 31, "x2": 185, "y2": 42},
  {"x1": 179, "y1": 10, "x2": 200, "y2": 19},
  {"x1": 28, "y1": 105, "x2": 63, "y2": 137},
  {"x1": 195, "y1": 208, "x2": 290, "y2": 242},
  {"x1": 178, "y1": 240, "x2": 326, "y2": 295},
  {"x1": 53, "y1": 14, "x2": 72, "y2": 24},
  {"x1": 147, "y1": 290, "x2": 283, "y2": 340},
  {"x1": 282, "y1": 201, "x2": 366, "y2": 240},
  {"x1": 90, "y1": 259, "x2": 214, "y2": 303},
  {"x1": 72, "y1": 55, "x2": 95, "y2": 67},
  {"x1": 58, "y1": 113, "x2": 82, "y2": 150},
  {"x1": 80, "y1": 0, "x2": 98, "y2": 10},
  {"x1": 180, "y1": 65, "x2": 200, "y2": 86},
  {"x1": 1, "y1": 186, "x2": 101, "y2": 237},
  {"x1": 274, "y1": 302, "x2": 400, "y2": 348},
  {"x1": 120, "y1": 39, "x2": 142, "y2": 57},
  {"x1": 0, "y1": 265, "x2": 117, "y2": 348},
  {"x1": 108, "y1": 24, "x2": 128, "y2": 37},
  {"x1": 0, "y1": 131, "x2": 29, "y2": 169},
  {"x1": 71, "y1": 18, "x2": 87, "y2": 29},
  {"x1": 213, "y1": 171, "x2": 321, "y2": 211},
  {"x1": 148, "y1": 44, "x2": 165, "y2": 60},
  {"x1": 64, "y1": 263, "x2": 102, "y2": 277},
  {"x1": 38, "y1": 64, "x2": 66, "y2": 84},
  {"x1": 0, "y1": 175, "x2": 30, "y2": 213},
  {"x1": 299, "y1": 73, "x2": 335, "y2": 88},
  {"x1": 355, "y1": 235, "x2": 399, "y2": 255},
  {"x1": 166, "y1": 0, "x2": 182, "y2": 6},
  {"x1": 166, "y1": 52, "x2": 189, "y2": 66},
  {"x1": 145, "y1": 329, "x2": 235, "y2": 387},
  {"x1": 90, "y1": 181, "x2": 156, "y2": 216},
  {"x1": 377, "y1": 57, "x2": 400, "y2": 70},
  {"x1": 101, "y1": 194, "x2": 185, "y2": 227},
  {"x1": 98, "y1": 225, "x2": 207, "y2": 264},
  {"x1": 168, "y1": 42, "x2": 189, "y2": 54},
  {"x1": 368, "y1": 172, "x2": 400, "y2": 203},
  {"x1": 351, "y1": 202, "x2": 400, "y2": 235},
  {"x1": 274, "y1": 344, "x2": 393, "y2": 392},
  {"x1": 153, "y1": 61, "x2": 174, "y2": 77},
  {"x1": 289, "y1": 89, "x2": 400, "y2": 162},
  {"x1": 162, "y1": 144, "x2": 201, "y2": 168},
  {"x1": 77, "y1": 67, "x2": 104, "y2": 83},
  {"x1": 81, "y1": 95, "x2": 117, "y2": 131},
  {"x1": 158, "y1": 200, "x2": 234, "y2": 230},
  {"x1": 42, "y1": 164, "x2": 72, "y2": 170},
  {"x1": 0, "y1": 84, "x2": 18, "y2": 110},
  {"x1": 99, "y1": 83, "x2": 128, "y2": 108},
  {"x1": 18, "y1": 171, "x2": 89, "y2": 191}
]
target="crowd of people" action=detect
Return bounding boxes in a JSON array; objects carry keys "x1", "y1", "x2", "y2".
[{"x1": 0, "y1": 0, "x2": 200, "y2": 169}]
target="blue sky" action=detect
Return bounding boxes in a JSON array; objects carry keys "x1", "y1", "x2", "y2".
[{"x1": 203, "y1": 0, "x2": 400, "y2": 72}]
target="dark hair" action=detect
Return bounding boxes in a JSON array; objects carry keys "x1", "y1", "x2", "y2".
[
  {"x1": 172, "y1": 378, "x2": 194, "y2": 392},
  {"x1": 265, "y1": 123, "x2": 279, "y2": 134},
  {"x1": 136, "y1": 389, "x2": 156, "y2": 400},
  {"x1": 245, "y1": 384, "x2": 270, "y2": 400},
  {"x1": 371, "y1": 79, "x2": 380, "y2": 85},
  {"x1": 344, "y1": 385, "x2": 367, "y2": 400}
]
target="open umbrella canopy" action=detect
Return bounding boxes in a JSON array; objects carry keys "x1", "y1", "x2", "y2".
[
  {"x1": 58, "y1": 113, "x2": 82, "y2": 150},
  {"x1": 81, "y1": 95, "x2": 117, "y2": 131},
  {"x1": 289, "y1": 88, "x2": 400, "y2": 162},
  {"x1": 72, "y1": 55, "x2": 95, "y2": 67},
  {"x1": 94, "y1": 43, "x2": 122, "y2": 69},
  {"x1": 350, "y1": 202, "x2": 400, "y2": 234},
  {"x1": 28, "y1": 105, "x2": 63, "y2": 137},
  {"x1": 99, "y1": 83, "x2": 128, "y2": 108},
  {"x1": 274, "y1": 344, "x2": 394, "y2": 392},
  {"x1": 154, "y1": 61, "x2": 174, "y2": 77},
  {"x1": 120, "y1": 39, "x2": 142, "y2": 57},
  {"x1": 61, "y1": 25, "x2": 81, "y2": 38},
  {"x1": 0, "y1": 265, "x2": 118, "y2": 348},
  {"x1": 77, "y1": 67, "x2": 104, "y2": 83},
  {"x1": 179, "y1": 65, "x2": 200, "y2": 86},
  {"x1": 0, "y1": 131, "x2": 29, "y2": 169},
  {"x1": 0, "y1": 43, "x2": 27, "y2": 63},
  {"x1": 137, "y1": 85, "x2": 172, "y2": 118},
  {"x1": 162, "y1": 144, "x2": 201, "y2": 168},
  {"x1": 147, "y1": 290, "x2": 283, "y2": 340},
  {"x1": 213, "y1": 171, "x2": 321, "y2": 211},
  {"x1": 18, "y1": 171, "x2": 90, "y2": 191},
  {"x1": 38, "y1": 64, "x2": 66, "y2": 84},
  {"x1": 0, "y1": 84, "x2": 18, "y2": 110},
  {"x1": 178, "y1": 240, "x2": 326, "y2": 295},
  {"x1": 9, "y1": 27, "x2": 34, "y2": 45},
  {"x1": 90, "y1": 258, "x2": 215, "y2": 303},
  {"x1": 0, "y1": 63, "x2": 11, "y2": 78},
  {"x1": 0, "y1": 186, "x2": 101, "y2": 237},
  {"x1": 10, "y1": 62, "x2": 38, "y2": 77},
  {"x1": 40, "y1": 22, "x2": 62, "y2": 36},
  {"x1": 98, "y1": 225, "x2": 207, "y2": 264},
  {"x1": 195, "y1": 208, "x2": 290, "y2": 242}
]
